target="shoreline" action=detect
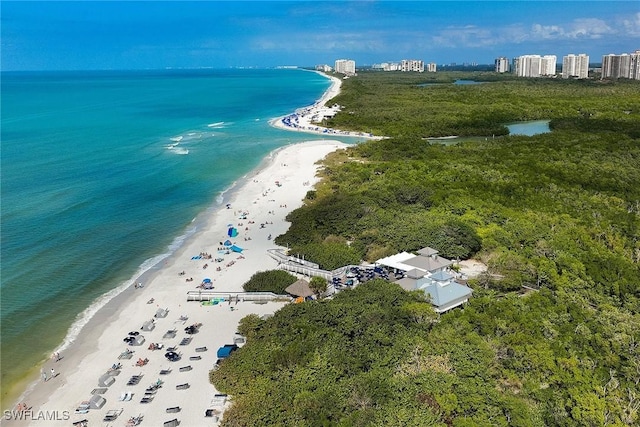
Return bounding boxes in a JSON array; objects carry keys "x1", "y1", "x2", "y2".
[
  {"x1": 269, "y1": 71, "x2": 383, "y2": 140},
  {"x1": 4, "y1": 139, "x2": 348, "y2": 426},
  {"x1": 3, "y1": 70, "x2": 352, "y2": 425},
  {"x1": 1, "y1": 69, "x2": 339, "y2": 413}
]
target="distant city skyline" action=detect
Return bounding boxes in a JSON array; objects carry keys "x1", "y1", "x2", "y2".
[{"x1": 2, "y1": 1, "x2": 639, "y2": 71}]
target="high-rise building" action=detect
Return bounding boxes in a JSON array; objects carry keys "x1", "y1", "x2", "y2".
[
  {"x1": 602, "y1": 51, "x2": 640, "y2": 80},
  {"x1": 631, "y1": 51, "x2": 640, "y2": 80},
  {"x1": 334, "y1": 59, "x2": 356, "y2": 75},
  {"x1": 562, "y1": 54, "x2": 589, "y2": 79},
  {"x1": 401, "y1": 59, "x2": 424, "y2": 72},
  {"x1": 427, "y1": 62, "x2": 437, "y2": 73},
  {"x1": 315, "y1": 64, "x2": 333, "y2": 73},
  {"x1": 495, "y1": 57, "x2": 510, "y2": 73},
  {"x1": 513, "y1": 55, "x2": 557, "y2": 77},
  {"x1": 541, "y1": 55, "x2": 557, "y2": 76}
]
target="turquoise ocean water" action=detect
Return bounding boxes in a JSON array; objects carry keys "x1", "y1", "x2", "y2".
[{"x1": 0, "y1": 68, "x2": 349, "y2": 402}]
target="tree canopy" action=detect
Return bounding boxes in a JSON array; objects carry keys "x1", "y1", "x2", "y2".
[{"x1": 213, "y1": 71, "x2": 640, "y2": 426}]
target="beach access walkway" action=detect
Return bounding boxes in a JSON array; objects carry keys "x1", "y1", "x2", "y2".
[
  {"x1": 267, "y1": 248, "x2": 350, "y2": 281},
  {"x1": 185, "y1": 291, "x2": 291, "y2": 303}
]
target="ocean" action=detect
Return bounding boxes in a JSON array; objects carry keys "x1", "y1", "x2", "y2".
[{"x1": 0, "y1": 68, "x2": 350, "y2": 403}]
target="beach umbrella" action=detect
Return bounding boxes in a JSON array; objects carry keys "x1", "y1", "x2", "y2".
[
  {"x1": 203, "y1": 278, "x2": 211, "y2": 283},
  {"x1": 224, "y1": 240, "x2": 232, "y2": 246}
]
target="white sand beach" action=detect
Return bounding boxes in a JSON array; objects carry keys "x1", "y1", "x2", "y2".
[
  {"x1": 4, "y1": 139, "x2": 348, "y2": 427},
  {"x1": 270, "y1": 72, "x2": 382, "y2": 140}
]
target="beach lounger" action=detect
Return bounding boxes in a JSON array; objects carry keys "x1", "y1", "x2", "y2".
[
  {"x1": 163, "y1": 419, "x2": 179, "y2": 427},
  {"x1": 140, "y1": 396, "x2": 154, "y2": 404},
  {"x1": 166, "y1": 406, "x2": 181, "y2": 413},
  {"x1": 178, "y1": 365, "x2": 192, "y2": 372},
  {"x1": 72, "y1": 420, "x2": 88, "y2": 427},
  {"x1": 91, "y1": 388, "x2": 107, "y2": 395},
  {"x1": 74, "y1": 401, "x2": 90, "y2": 414},
  {"x1": 126, "y1": 375, "x2": 142, "y2": 386},
  {"x1": 195, "y1": 346, "x2": 207, "y2": 352},
  {"x1": 179, "y1": 337, "x2": 191, "y2": 345},
  {"x1": 176, "y1": 383, "x2": 190, "y2": 390},
  {"x1": 163, "y1": 329, "x2": 177, "y2": 339},
  {"x1": 118, "y1": 351, "x2": 134, "y2": 360},
  {"x1": 103, "y1": 409, "x2": 122, "y2": 422},
  {"x1": 126, "y1": 415, "x2": 143, "y2": 427},
  {"x1": 212, "y1": 394, "x2": 228, "y2": 406},
  {"x1": 189, "y1": 355, "x2": 201, "y2": 361},
  {"x1": 119, "y1": 392, "x2": 133, "y2": 401},
  {"x1": 159, "y1": 369, "x2": 172, "y2": 375}
]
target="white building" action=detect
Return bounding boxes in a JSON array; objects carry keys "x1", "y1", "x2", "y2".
[
  {"x1": 376, "y1": 247, "x2": 473, "y2": 313},
  {"x1": 562, "y1": 54, "x2": 589, "y2": 79},
  {"x1": 401, "y1": 59, "x2": 424, "y2": 72},
  {"x1": 495, "y1": 57, "x2": 510, "y2": 73},
  {"x1": 514, "y1": 55, "x2": 557, "y2": 77},
  {"x1": 315, "y1": 64, "x2": 333, "y2": 73},
  {"x1": 334, "y1": 59, "x2": 356, "y2": 75},
  {"x1": 602, "y1": 51, "x2": 640, "y2": 80},
  {"x1": 427, "y1": 62, "x2": 437, "y2": 73}
]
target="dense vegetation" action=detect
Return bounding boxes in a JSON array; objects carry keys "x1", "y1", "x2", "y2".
[
  {"x1": 242, "y1": 270, "x2": 297, "y2": 294},
  {"x1": 324, "y1": 72, "x2": 640, "y2": 138},
  {"x1": 213, "y1": 72, "x2": 640, "y2": 426}
]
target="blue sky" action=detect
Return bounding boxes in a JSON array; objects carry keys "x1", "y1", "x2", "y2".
[{"x1": 2, "y1": 1, "x2": 638, "y2": 70}]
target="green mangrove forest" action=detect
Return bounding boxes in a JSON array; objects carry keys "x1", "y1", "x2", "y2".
[{"x1": 211, "y1": 72, "x2": 640, "y2": 426}]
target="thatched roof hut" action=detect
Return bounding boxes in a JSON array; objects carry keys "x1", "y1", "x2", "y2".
[{"x1": 285, "y1": 278, "x2": 314, "y2": 298}]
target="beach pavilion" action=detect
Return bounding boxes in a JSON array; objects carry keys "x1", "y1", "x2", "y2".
[
  {"x1": 377, "y1": 247, "x2": 472, "y2": 313},
  {"x1": 395, "y1": 269, "x2": 472, "y2": 313},
  {"x1": 375, "y1": 247, "x2": 453, "y2": 275}
]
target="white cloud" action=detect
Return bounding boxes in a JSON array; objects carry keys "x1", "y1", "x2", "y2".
[
  {"x1": 531, "y1": 18, "x2": 614, "y2": 40},
  {"x1": 619, "y1": 12, "x2": 640, "y2": 37},
  {"x1": 430, "y1": 15, "x2": 631, "y2": 49}
]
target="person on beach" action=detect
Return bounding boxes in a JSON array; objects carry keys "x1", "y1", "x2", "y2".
[
  {"x1": 50, "y1": 368, "x2": 56, "y2": 378},
  {"x1": 42, "y1": 371, "x2": 47, "y2": 382}
]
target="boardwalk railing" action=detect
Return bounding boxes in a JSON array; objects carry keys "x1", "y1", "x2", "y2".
[
  {"x1": 186, "y1": 291, "x2": 292, "y2": 302},
  {"x1": 267, "y1": 249, "x2": 351, "y2": 280}
]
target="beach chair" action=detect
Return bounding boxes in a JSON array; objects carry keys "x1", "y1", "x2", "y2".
[
  {"x1": 178, "y1": 365, "x2": 192, "y2": 372},
  {"x1": 163, "y1": 419, "x2": 179, "y2": 427},
  {"x1": 175, "y1": 383, "x2": 190, "y2": 390},
  {"x1": 195, "y1": 346, "x2": 207, "y2": 352},
  {"x1": 127, "y1": 374, "x2": 142, "y2": 386},
  {"x1": 74, "y1": 401, "x2": 90, "y2": 414},
  {"x1": 212, "y1": 393, "x2": 228, "y2": 407},
  {"x1": 166, "y1": 406, "x2": 181, "y2": 413},
  {"x1": 126, "y1": 415, "x2": 143, "y2": 426},
  {"x1": 103, "y1": 409, "x2": 122, "y2": 422},
  {"x1": 159, "y1": 369, "x2": 172, "y2": 375},
  {"x1": 189, "y1": 355, "x2": 201, "y2": 361}
]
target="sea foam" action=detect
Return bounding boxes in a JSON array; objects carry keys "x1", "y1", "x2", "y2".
[{"x1": 55, "y1": 227, "x2": 196, "y2": 354}]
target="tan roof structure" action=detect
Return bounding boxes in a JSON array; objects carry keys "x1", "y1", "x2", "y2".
[
  {"x1": 403, "y1": 253, "x2": 452, "y2": 273},
  {"x1": 285, "y1": 279, "x2": 314, "y2": 298}
]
